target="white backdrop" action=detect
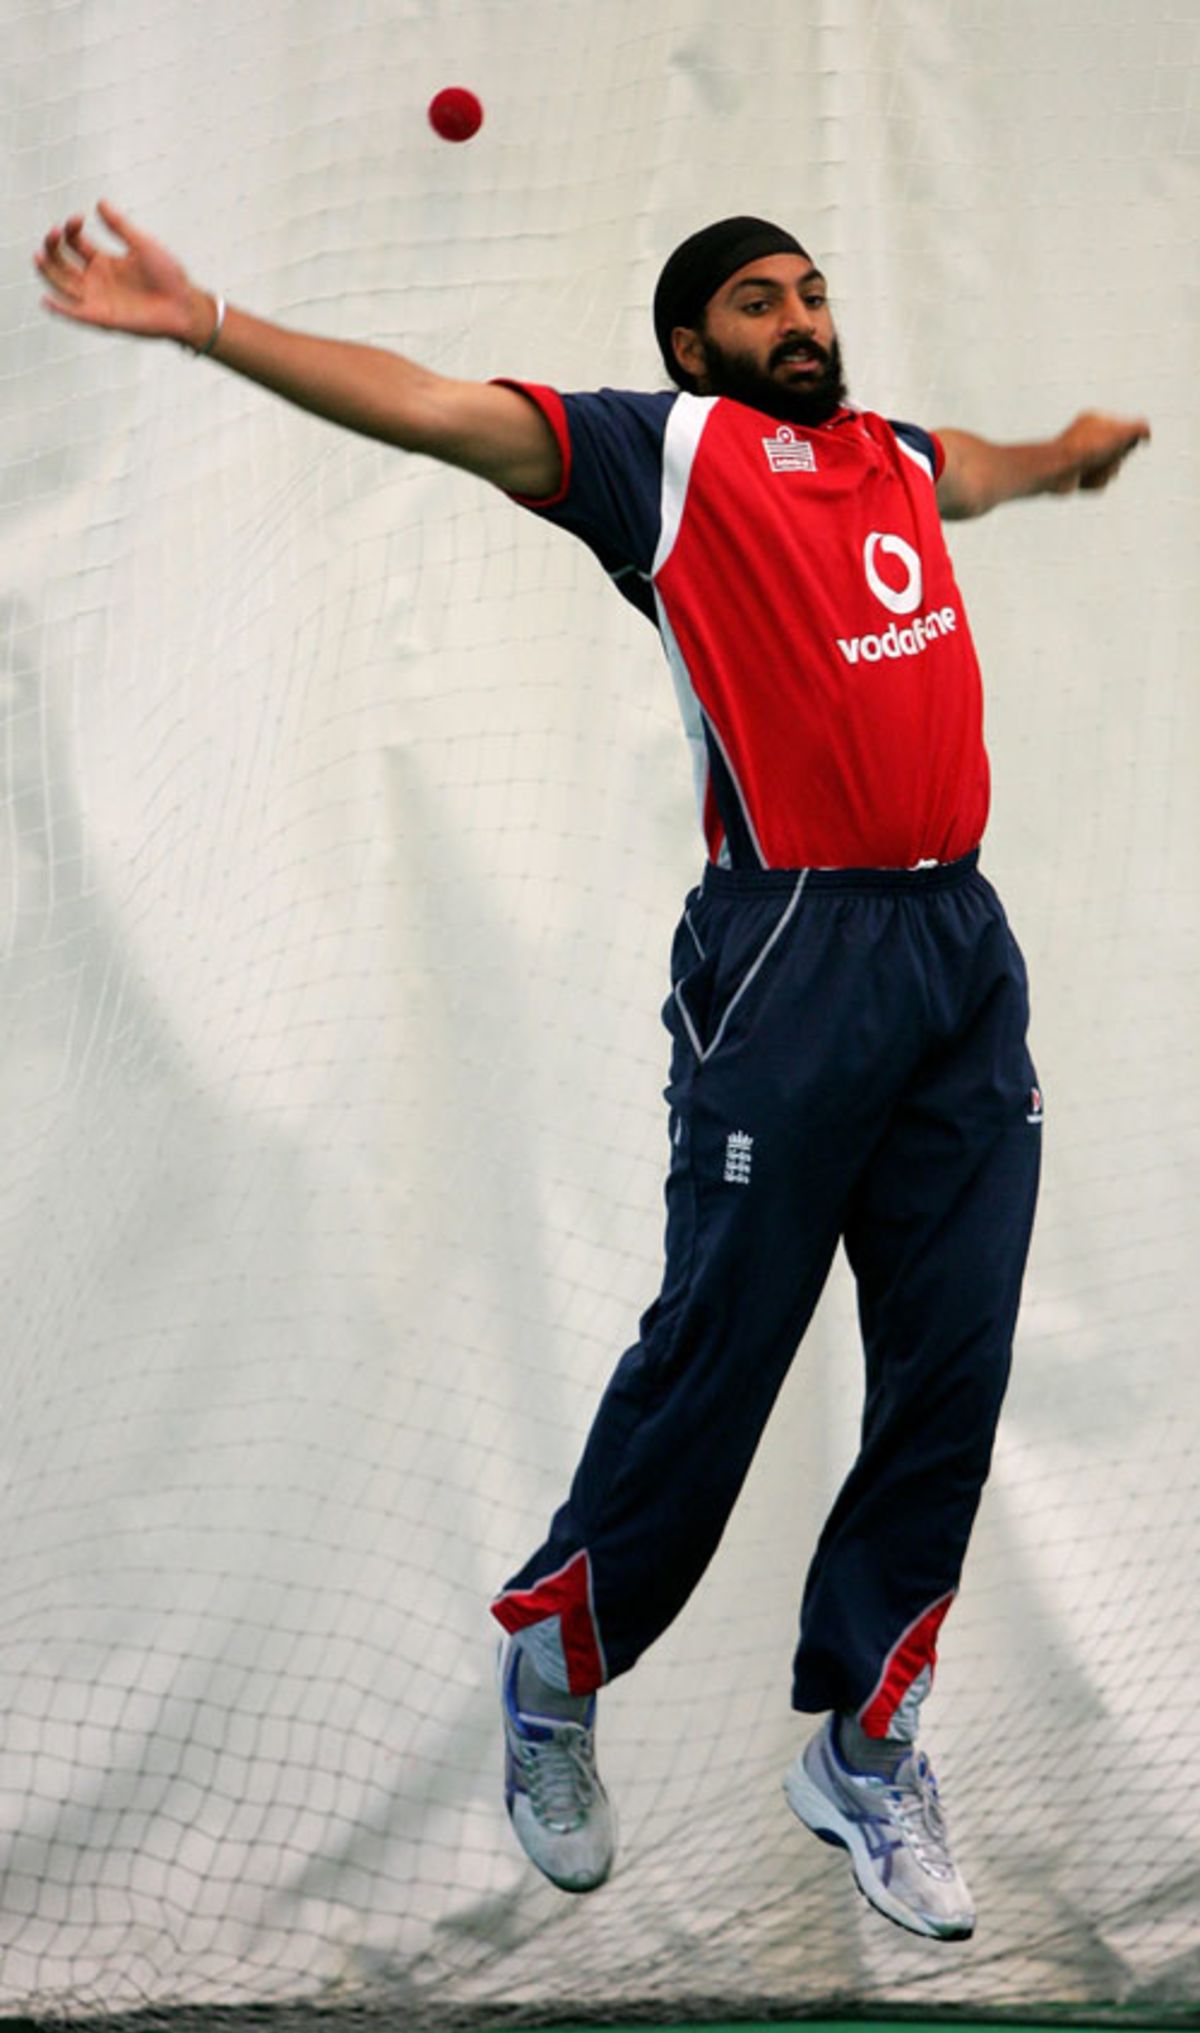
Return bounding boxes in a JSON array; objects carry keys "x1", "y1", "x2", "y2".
[{"x1": 2, "y1": 0, "x2": 1198, "y2": 2021}]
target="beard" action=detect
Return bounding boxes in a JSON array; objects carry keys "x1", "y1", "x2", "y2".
[{"x1": 695, "y1": 329, "x2": 848, "y2": 426}]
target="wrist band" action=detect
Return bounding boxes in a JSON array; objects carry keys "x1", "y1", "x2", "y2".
[{"x1": 195, "y1": 294, "x2": 226, "y2": 358}]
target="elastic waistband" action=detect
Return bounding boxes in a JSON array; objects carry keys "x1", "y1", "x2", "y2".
[{"x1": 701, "y1": 850, "x2": 981, "y2": 897}]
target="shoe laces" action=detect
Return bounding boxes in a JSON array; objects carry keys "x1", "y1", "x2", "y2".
[
  {"x1": 517, "y1": 1721, "x2": 597, "y2": 1834},
  {"x1": 884, "y1": 1756, "x2": 956, "y2": 1881}
]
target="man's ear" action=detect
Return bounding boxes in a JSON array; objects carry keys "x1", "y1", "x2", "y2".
[{"x1": 672, "y1": 325, "x2": 705, "y2": 386}]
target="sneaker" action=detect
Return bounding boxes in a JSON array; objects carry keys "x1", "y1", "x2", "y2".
[
  {"x1": 498, "y1": 1635, "x2": 615, "y2": 1893},
  {"x1": 784, "y1": 1716, "x2": 974, "y2": 1940}
]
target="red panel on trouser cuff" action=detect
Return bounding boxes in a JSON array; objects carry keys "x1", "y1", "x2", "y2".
[
  {"x1": 702, "y1": 776, "x2": 723, "y2": 865},
  {"x1": 489, "y1": 1550, "x2": 604, "y2": 1694},
  {"x1": 859, "y1": 1590, "x2": 955, "y2": 1738}
]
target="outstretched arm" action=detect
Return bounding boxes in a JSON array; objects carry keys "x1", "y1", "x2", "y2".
[
  {"x1": 935, "y1": 411, "x2": 1150, "y2": 521},
  {"x1": 35, "y1": 202, "x2": 561, "y2": 499}
]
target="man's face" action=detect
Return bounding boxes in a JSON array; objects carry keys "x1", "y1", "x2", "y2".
[{"x1": 673, "y1": 253, "x2": 846, "y2": 425}]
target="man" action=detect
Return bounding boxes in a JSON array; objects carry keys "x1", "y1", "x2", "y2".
[{"x1": 37, "y1": 206, "x2": 1148, "y2": 1941}]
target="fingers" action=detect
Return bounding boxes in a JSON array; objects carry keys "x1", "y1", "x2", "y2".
[
  {"x1": 1074, "y1": 430, "x2": 1146, "y2": 492},
  {"x1": 37, "y1": 216, "x2": 91, "y2": 286},
  {"x1": 1106, "y1": 420, "x2": 1150, "y2": 461},
  {"x1": 1096, "y1": 424, "x2": 1149, "y2": 472},
  {"x1": 36, "y1": 231, "x2": 95, "y2": 322},
  {"x1": 34, "y1": 231, "x2": 85, "y2": 302},
  {"x1": 35, "y1": 199, "x2": 129, "y2": 281},
  {"x1": 35, "y1": 203, "x2": 114, "y2": 316},
  {"x1": 1058, "y1": 412, "x2": 1150, "y2": 497},
  {"x1": 1098, "y1": 416, "x2": 1150, "y2": 460},
  {"x1": 96, "y1": 198, "x2": 137, "y2": 247},
  {"x1": 65, "y1": 214, "x2": 101, "y2": 262}
]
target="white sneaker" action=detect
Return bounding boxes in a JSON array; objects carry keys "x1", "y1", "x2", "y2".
[
  {"x1": 499, "y1": 1635, "x2": 615, "y2": 1893},
  {"x1": 784, "y1": 1716, "x2": 974, "y2": 1940}
]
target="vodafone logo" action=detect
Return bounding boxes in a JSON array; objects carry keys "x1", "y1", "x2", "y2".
[
  {"x1": 836, "y1": 528, "x2": 958, "y2": 666},
  {"x1": 864, "y1": 531, "x2": 923, "y2": 616}
]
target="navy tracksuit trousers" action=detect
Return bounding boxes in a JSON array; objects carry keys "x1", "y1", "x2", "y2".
[{"x1": 493, "y1": 854, "x2": 1041, "y2": 1733}]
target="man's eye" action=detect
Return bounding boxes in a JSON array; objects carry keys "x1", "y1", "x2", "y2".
[{"x1": 805, "y1": 294, "x2": 827, "y2": 310}]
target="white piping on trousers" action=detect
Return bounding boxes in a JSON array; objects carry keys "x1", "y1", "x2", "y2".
[{"x1": 674, "y1": 870, "x2": 809, "y2": 1064}]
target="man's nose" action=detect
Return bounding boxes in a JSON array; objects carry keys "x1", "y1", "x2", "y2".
[{"x1": 780, "y1": 291, "x2": 820, "y2": 336}]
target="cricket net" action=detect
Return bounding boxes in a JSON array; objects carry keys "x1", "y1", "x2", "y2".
[{"x1": 1, "y1": 0, "x2": 1197, "y2": 2024}]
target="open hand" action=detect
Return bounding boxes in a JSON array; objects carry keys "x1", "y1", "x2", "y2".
[{"x1": 35, "y1": 201, "x2": 201, "y2": 344}]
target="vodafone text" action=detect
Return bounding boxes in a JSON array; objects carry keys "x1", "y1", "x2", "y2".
[{"x1": 836, "y1": 605, "x2": 958, "y2": 666}]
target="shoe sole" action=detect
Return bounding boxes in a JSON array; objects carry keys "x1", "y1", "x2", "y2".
[{"x1": 783, "y1": 1762, "x2": 974, "y2": 1942}]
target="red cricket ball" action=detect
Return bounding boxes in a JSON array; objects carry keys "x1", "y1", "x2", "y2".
[{"x1": 428, "y1": 87, "x2": 484, "y2": 143}]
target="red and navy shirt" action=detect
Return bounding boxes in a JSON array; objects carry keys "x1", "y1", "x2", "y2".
[{"x1": 506, "y1": 384, "x2": 989, "y2": 871}]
